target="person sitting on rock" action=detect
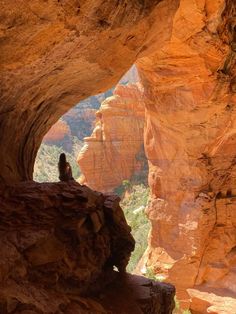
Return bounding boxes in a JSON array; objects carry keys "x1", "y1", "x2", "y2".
[{"x1": 58, "y1": 153, "x2": 74, "y2": 181}]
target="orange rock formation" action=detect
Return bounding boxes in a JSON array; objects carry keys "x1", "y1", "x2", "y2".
[
  {"x1": 136, "y1": 1, "x2": 236, "y2": 312},
  {"x1": 78, "y1": 83, "x2": 145, "y2": 192},
  {"x1": 1, "y1": 0, "x2": 236, "y2": 312},
  {"x1": 44, "y1": 119, "x2": 71, "y2": 144}
]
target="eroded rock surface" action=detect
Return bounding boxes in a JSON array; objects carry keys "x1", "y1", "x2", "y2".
[
  {"x1": 136, "y1": 0, "x2": 236, "y2": 312},
  {"x1": 78, "y1": 83, "x2": 146, "y2": 192},
  {"x1": 100, "y1": 273, "x2": 175, "y2": 314},
  {"x1": 0, "y1": 181, "x2": 174, "y2": 313},
  {"x1": 188, "y1": 287, "x2": 236, "y2": 314}
]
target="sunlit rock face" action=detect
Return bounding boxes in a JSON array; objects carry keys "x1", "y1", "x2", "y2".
[
  {"x1": 136, "y1": 0, "x2": 236, "y2": 312},
  {"x1": 44, "y1": 119, "x2": 71, "y2": 143},
  {"x1": 0, "y1": 181, "x2": 175, "y2": 314},
  {"x1": 44, "y1": 119, "x2": 72, "y2": 150},
  {"x1": 78, "y1": 83, "x2": 146, "y2": 192}
]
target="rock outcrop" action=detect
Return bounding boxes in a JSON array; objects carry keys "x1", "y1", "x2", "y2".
[
  {"x1": 63, "y1": 105, "x2": 97, "y2": 141},
  {"x1": 44, "y1": 119, "x2": 72, "y2": 150},
  {"x1": 0, "y1": 181, "x2": 175, "y2": 313},
  {"x1": 136, "y1": 0, "x2": 236, "y2": 312},
  {"x1": 78, "y1": 83, "x2": 146, "y2": 192}
]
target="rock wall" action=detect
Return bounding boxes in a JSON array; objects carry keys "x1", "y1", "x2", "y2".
[
  {"x1": 0, "y1": 181, "x2": 175, "y2": 314},
  {"x1": 136, "y1": 0, "x2": 236, "y2": 312},
  {"x1": 78, "y1": 83, "x2": 146, "y2": 192},
  {"x1": 63, "y1": 106, "x2": 97, "y2": 142}
]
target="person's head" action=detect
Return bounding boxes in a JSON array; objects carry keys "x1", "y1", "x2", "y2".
[{"x1": 59, "y1": 153, "x2": 66, "y2": 164}]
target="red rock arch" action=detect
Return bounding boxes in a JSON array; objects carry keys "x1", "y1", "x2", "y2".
[{"x1": 0, "y1": 0, "x2": 178, "y2": 183}]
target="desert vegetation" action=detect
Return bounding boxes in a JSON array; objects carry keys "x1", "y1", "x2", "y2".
[{"x1": 116, "y1": 182, "x2": 150, "y2": 272}]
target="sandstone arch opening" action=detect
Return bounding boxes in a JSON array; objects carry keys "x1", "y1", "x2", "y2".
[
  {"x1": 34, "y1": 65, "x2": 151, "y2": 273},
  {"x1": 1, "y1": 0, "x2": 236, "y2": 313},
  {"x1": 33, "y1": 65, "x2": 139, "y2": 183}
]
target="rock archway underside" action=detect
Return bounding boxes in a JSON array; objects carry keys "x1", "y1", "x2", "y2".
[{"x1": 1, "y1": 0, "x2": 236, "y2": 313}]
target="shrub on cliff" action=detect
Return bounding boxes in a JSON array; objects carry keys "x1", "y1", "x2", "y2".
[{"x1": 120, "y1": 184, "x2": 150, "y2": 272}]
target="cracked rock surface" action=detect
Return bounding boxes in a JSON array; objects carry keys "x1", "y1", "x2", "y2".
[{"x1": 0, "y1": 181, "x2": 175, "y2": 313}]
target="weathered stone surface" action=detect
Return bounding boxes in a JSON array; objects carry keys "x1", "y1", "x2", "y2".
[
  {"x1": 136, "y1": 0, "x2": 236, "y2": 312},
  {"x1": 0, "y1": 181, "x2": 174, "y2": 313},
  {"x1": 188, "y1": 287, "x2": 236, "y2": 314},
  {"x1": 0, "y1": 181, "x2": 134, "y2": 287},
  {"x1": 99, "y1": 273, "x2": 175, "y2": 314},
  {"x1": 44, "y1": 119, "x2": 71, "y2": 145},
  {"x1": 63, "y1": 105, "x2": 97, "y2": 140},
  {"x1": 78, "y1": 83, "x2": 146, "y2": 192}
]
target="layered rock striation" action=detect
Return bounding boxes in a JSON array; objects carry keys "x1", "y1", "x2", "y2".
[
  {"x1": 0, "y1": 181, "x2": 175, "y2": 313},
  {"x1": 78, "y1": 83, "x2": 146, "y2": 192},
  {"x1": 136, "y1": 0, "x2": 236, "y2": 312}
]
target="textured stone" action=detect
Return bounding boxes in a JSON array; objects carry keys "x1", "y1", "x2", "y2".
[
  {"x1": 136, "y1": 0, "x2": 236, "y2": 312},
  {"x1": 99, "y1": 273, "x2": 175, "y2": 314},
  {"x1": 188, "y1": 287, "x2": 236, "y2": 314},
  {"x1": 41, "y1": 118, "x2": 74, "y2": 152},
  {"x1": 0, "y1": 181, "x2": 174, "y2": 314},
  {"x1": 78, "y1": 83, "x2": 146, "y2": 192}
]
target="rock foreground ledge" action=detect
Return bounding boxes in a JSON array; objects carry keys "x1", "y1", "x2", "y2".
[{"x1": 0, "y1": 181, "x2": 175, "y2": 313}]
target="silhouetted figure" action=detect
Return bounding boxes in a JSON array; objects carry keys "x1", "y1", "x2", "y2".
[{"x1": 58, "y1": 153, "x2": 74, "y2": 182}]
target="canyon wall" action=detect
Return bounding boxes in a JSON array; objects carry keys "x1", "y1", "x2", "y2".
[
  {"x1": 62, "y1": 101, "x2": 97, "y2": 143},
  {"x1": 78, "y1": 83, "x2": 146, "y2": 193},
  {"x1": 44, "y1": 119, "x2": 72, "y2": 150},
  {"x1": 136, "y1": 0, "x2": 236, "y2": 312}
]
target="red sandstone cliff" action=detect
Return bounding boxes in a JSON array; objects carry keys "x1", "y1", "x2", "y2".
[
  {"x1": 44, "y1": 119, "x2": 71, "y2": 145},
  {"x1": 136, "y1": 1, "x2": 236, "y2": 312},
  {"x1": 76, "y1": 2, "x2": 236, "y2": 312},
  {"x1": 78, "y1": 83, "x2": 145, "y2": 193}
]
